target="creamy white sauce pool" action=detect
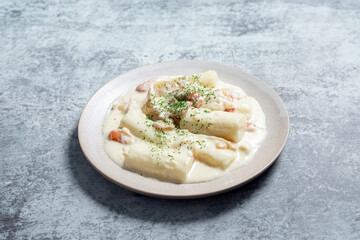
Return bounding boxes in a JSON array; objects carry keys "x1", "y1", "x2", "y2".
[{"x1": 102, "y1": 72, "x2": 267, "y2": 183}]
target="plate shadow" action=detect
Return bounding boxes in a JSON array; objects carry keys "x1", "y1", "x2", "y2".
[{"x1": 68, "y1": 127, "x2": 279, "y2": 223}]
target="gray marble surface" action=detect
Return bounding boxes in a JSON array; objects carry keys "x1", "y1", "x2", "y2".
[{"x1": 1, "y1": 0, "x2": 359, "y2": 239}]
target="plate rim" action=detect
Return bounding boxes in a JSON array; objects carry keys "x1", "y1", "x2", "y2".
[{"x1": 78, "y1": 60, "x2": 290, "y2": 199}]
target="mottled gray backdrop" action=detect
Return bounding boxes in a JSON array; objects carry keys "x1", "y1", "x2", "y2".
[{"x1": 1, "y1": 0, "x2": 359, "y2": 239}]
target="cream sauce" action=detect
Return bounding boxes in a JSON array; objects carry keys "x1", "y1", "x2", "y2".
[{"x1": 102, "y1": 72, "x2": 267, "y2": 183}]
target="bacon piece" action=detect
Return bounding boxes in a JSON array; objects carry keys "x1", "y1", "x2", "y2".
[
  {"x1": 108, "y1": 130, "x2": 122, "y2": 143},
  {"x1": 187, "y1": 91, "x2": 204, "y2": 108},
  {"x1": 108, "y1": 128, "x2": 134, "y2": 144},
  {"x1": 153, "y1": 121, "x2": 175, "y2": 131},
  {"x1": 225, "y1": 107, "x2": 235, "y2": 112},
  {"x1": 136, "y1": 78, "x2": 157, "y2": 92}
]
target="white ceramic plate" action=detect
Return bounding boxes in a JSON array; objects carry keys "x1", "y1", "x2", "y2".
[{"x1": 78, "y1": 60, "x2": 289, "y2": 198}]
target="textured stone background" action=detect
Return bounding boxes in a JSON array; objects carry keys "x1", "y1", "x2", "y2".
[{"x1": 1, "y1": 0, "x2": 359, "y2": 239}]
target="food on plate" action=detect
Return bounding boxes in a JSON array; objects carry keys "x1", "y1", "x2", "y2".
[{"x1": 103, "y1": 71, "x2": 267, "y2": 183}]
